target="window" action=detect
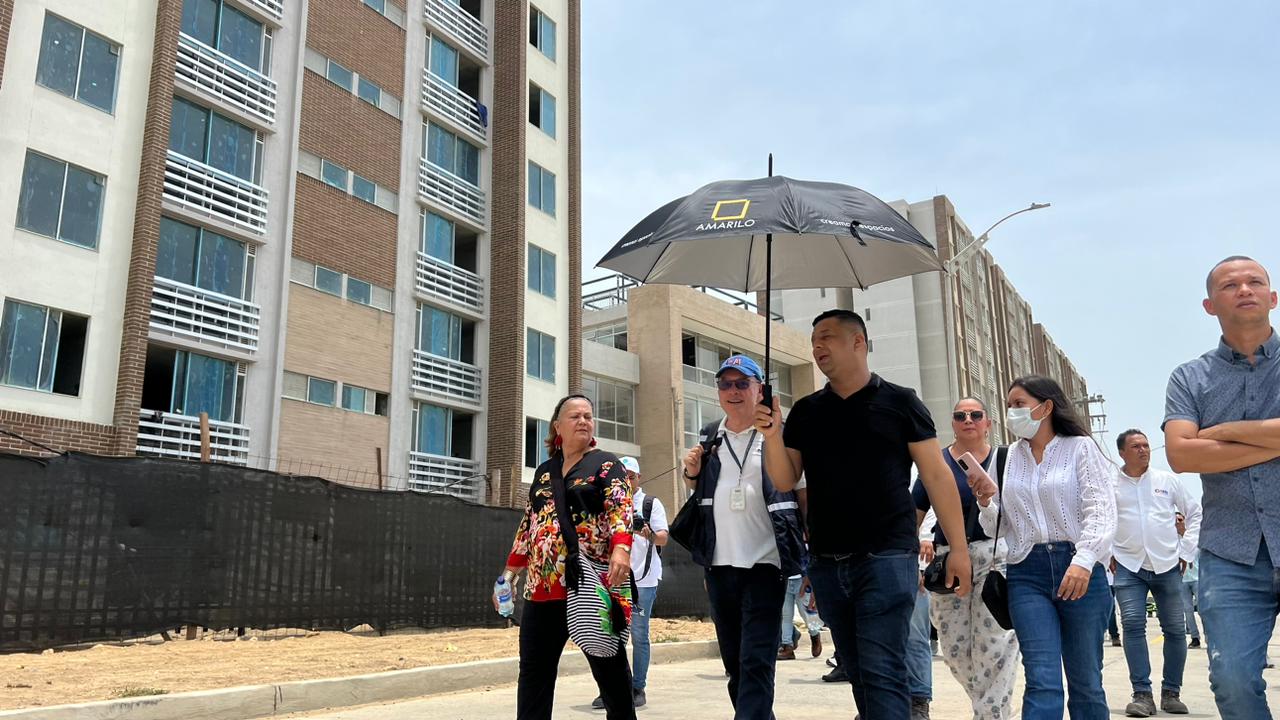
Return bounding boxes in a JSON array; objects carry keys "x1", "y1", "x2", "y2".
[
  {"x1": 314, "y1": 265, "x2": 343, "y2": 296},
  {"x1": 529, "y1": 84, "x2": 556, "y2": 138},
  {"x1": 421, "y1": 211, "x2": 455, "y2": 264},
  {"x1": 425, "y1": 122, "x2": 479, "y2": 185},
  {"x1": 16, "y1": 151, "x2": 105, "y2": 249},
  {"x1": 864, "y1": 307, "x2": 872, "y2": 321},
  {"x1": 36, "y1": 14, "x2": 119, "y2": 112},
  {"x1": 321, "y1": 159, "x2": 347, "y2": 190},
  {"x1": 362, "y1": 0, "x2": 386, "y2": 13},
  {"x1": 527, "y1": 244, "x2": 556, "y2": 298},
  {"x1": 307, "y1": 376, "x2": 337, "y2": 406},
  {"x1": 0, "y1": 300, "x2": 87, "y2": 396},
  {"x1": 583, "y1": 376, "x2": 635, "y2": 443},
  {"x1": 182, "y1": 0, "x2": 267, "y2": 72},
  {"x1": 341, "y1": 384, "x2": 366, "y2": 412},
  {"x1": 526, "y1": 328, "x2": 555, "y2": 382},
  {"x1": 357, "y1": 77, "x2": 381, "y2": 106},
  {"x1": 346, "y1": 277, "x2": 372, "y2": 305},
  {"x1": 414, "y1": 402, "x2": 473, "y2": 458},
  {"x1": 169, "y1": 97, "x2": 257, "y2": 181},
  {"x1": 417, "y1": 305, "x2": 463, "y2": 360},
  {"x1": 527, "y1": 161, "x2": 556, "y2": 216},
  {"x1": 585, "y1": 322, "x2": 627, "y2": 351},
  {"x1": 326, "y1": 59, "x2": 353, "y2": 91},
  {"x1": 352, "y1": 174, "x2": 376, "y2": 203},
  {"x1": 524, "y1": 417, "x2": 550, "y2": 468},
  {"x1": 529, "y1": 6, "x2": 556, "y2": 61},
  {"x1": 142, "y1": 346, "x2": 240, "y2": 421},
  {"x1": 157, "y1": 218, "x2": 250, "y2": 298},
  {"x1": 428, "y1": 35, "x2": 459, "y2": 87},
  {"x1": 682, "y1": 395, "x2": 723, "y2": 450}
]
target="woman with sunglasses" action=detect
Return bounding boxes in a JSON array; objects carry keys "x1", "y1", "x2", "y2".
[
  {"x1": 912, "y1": 398, "x2": 1020, "y2": 719},
  {"x1": 970, "y1": 376, "x2": 1116, "y2": 720}
]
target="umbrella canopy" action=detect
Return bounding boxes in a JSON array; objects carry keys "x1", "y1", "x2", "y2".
[{"x1": 596, "y1": 175, "x2": 941, "y2": 291}]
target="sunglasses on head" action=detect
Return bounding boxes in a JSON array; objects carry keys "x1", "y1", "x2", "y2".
[
  {"x1": 952, "y1": 410, "x2": 985, "y2": 422},
  {"x1": 716, "y1": 378, "x2": 755, "y2": 391}
]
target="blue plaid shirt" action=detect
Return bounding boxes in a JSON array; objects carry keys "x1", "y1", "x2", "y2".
[{"x1": 1165, "y1": 329, "x2": 1280, "y2": 567}]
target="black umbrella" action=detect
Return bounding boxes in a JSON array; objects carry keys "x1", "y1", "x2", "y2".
[{"x1": 596, "y1": 158, "x2": 941, "y2": 404}]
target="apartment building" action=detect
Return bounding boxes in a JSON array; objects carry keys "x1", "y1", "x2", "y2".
[
  {"x1": 772, "y1": 195, "x2": 1091, "y2": 446},
  {"x1": 0, "y1": 0, "x2": 581, "y2": 505}
]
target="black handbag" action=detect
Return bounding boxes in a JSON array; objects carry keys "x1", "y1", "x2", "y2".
[
  {"x1": 922, "y1": 550, "x2": 955, "y2": 594},
  {"x1": 667, "y1": 433, "x2": 723, "y2": 552},
  {"x1": 981, "y1": 446, "x2": 1013, "y2": 630}
]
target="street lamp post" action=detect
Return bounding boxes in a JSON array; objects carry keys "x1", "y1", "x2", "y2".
[{"x1": 945, "y1": 202, "x2": 1050, "y2": 273}]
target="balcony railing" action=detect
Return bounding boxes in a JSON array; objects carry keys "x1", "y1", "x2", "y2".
[
  {"x1": 164, "y1": 150, "x2": 269, "y2": 236},
  {"x1": 407, "y1": 451, "x2": 481, "y2": 501},
  {"x1": 176, "y1": 33, "x2": 277, "y2": 127},
  {"x1": 418, "y1": 159, "x2": 485, "y2": 228},
  {"x1": 136, "y1": 411, "x2": 250, "y2": 465},
  {"x1": 424, "y1": 0, "x2": 488, "y2": 62},
  {"x1": 412, "y1": 349, "x2": 482, "y2": 406},
  {"x1": 247, "y1": 0, "x2": 284, "y2": 21},
  {"x1": 422, "y1": 69, "x2": 486, "y2": 143},
  {"x1": 150, "y1": 275, "x2": 261, "y2": 354},
  {"x1": 416, "y1": 252, "x2": 483, "y2": 314}
]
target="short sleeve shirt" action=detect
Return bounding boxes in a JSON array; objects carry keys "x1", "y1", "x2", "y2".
[
  {"x1": 783, "y1": 374, "x2": 937, "y2": 556},
  {"x1": 631, "y1": 489, "x2": 668, "y2": 587},
  {"x1": 1164, "y1": 330, "x2": 1280, "y2": 567},
  {"x1": 912, "y1": 448, "x2": 991, "y2": 547}
]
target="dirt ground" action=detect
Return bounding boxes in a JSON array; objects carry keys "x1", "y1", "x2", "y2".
[{"x1": 0, "y1": 619, "x2": 718, "y2": 710}]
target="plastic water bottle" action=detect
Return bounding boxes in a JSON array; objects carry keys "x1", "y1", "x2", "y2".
[{"x1": 494, "y1": 576, "x2": 514, "y2": 618}]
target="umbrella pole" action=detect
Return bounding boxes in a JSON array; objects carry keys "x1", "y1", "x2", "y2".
[{"x1": 762, "y1": 153, "x2": 774, "y2": 409}]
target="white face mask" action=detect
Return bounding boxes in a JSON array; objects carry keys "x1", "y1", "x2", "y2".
[{"x1": 1007, "y1": 401, "x2": 1047, "y2": 440}]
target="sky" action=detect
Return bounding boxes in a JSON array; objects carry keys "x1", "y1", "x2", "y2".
[{"x1": 578, "y1": 1, "x2": 1280, "y2": 488}]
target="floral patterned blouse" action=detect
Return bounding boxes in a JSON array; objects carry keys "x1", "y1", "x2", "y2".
[{"x1": 506, "y1": 449, "x2": 634, "y2": 601}]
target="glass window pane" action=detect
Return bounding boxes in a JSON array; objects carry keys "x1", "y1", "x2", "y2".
[
  {"x1": 36, "y1": 15, "x2": 82, "y2": 98},
  {"x1": 327, "y1": 60, "x2": 353, "y2": 91},
  {"x1": 321, "y1": 160, "x2": 347, "y2": 190},
  {"x1": 184, "y1": 352, "x2": 232, "y2": 419},
  {"x1": 527, "y1": 245, "x2": 540, "y2": 291},
  {"x1": 357, "y1": 77, "x2": 380, "y2": 106},
  {"x1": 341, "y1": 384, "x2": 366, "y2": 411},
  {"x1": 157, "y1": 218, "x2": 200, "y2": 285},
  {"x1": 198, "y1": 231, "x2": 246, "y2": 297},
  {"x1": 347, "y1": 277, "x2": 372, "y2": 305},
  {"x1": 181, "y1": 0, "x2": 219, "y2": 46},
  {"x1": 169, "y1": 97, "x2": 209, "y2": 161},
  {"x1": 541, "y1": 168, "x2": 556, "y2": 216},
  {"x1": 16, "y1": 152, "x2": 65, "y2": 238},
  {"x1": 0, "y1": 301, "x2": 49, "y2": 390},
  {"x1": 527, "y1": 161, "x2": 541, "y2": 209},
  {"x1": 308, "y1": 376, "x2": 336, "y2": 406},
  {"x1": 418, "y1": 403, "x2": 449, "y2": 455},
  {"x1": 540, "y1": 333, "x2": 555, "y2": 382},
  {"x1": 422, "y1": 212, "x2": 454, "y2": 262},
  {"x1": 218, "y1": 4, "x2": 263, "y2": 71},
  {"x1": 541, "y1": 249, "x2": 555, "y2": 298},
  {"x1": 352, "y1": 174, "x2": 376, "y2": 202},
  {"x1": 541, "y1": 14, "x2": 556, "y2": 60},
  {"x1": 541, "y1": 91, "x2": 556, "y2": 138},
  {"x1": 77, "y1": 31, "x2": 118, "y2": 112},
  {"x1": 429, "y1": 36, "x2": 458, "y2": 86},
  {"x1": 315, "y1": 266, "x2": 342, "y2": 295},
  {"x1": 208, "y1": 112, "x2": 255, "y2": 180},
  {"x1": 456, "y1": 140, "x2": 479, "y2": 184},
  {"x1": 58, "y1": 165, "x2": 104, "y2": 248},
  {"x1": 363, "y1": 0, "x2": 386, "y2": 13},
  {"x1": 525, "y1": 328, "x2": 538, "y2": 377},
  {"x1": 37, "y1": 310, "x2": 60, "y2": 392},
  {"x1": 426, "y1": 123, "x2": 454, "y2": 170}
]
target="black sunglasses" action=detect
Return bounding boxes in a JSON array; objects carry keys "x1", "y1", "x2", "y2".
[
  {"x1": 952, "y1": 410, "x2": 985, "y2": 422},
  {"x1": 716, "y1": 378, "x2": 755, "y2": 391}
]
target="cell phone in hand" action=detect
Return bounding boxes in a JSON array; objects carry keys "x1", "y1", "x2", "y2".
[{"x1": 957, "y1": 452, "x2": 978, "y2": 474}]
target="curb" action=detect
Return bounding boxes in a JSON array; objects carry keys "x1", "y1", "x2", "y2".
[{"x1": 0, "y1": 640, "x2": 720, "y2": 720}]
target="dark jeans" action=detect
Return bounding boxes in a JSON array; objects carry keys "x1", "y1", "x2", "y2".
[
  {"x1": 705, "y1": 564, "x2": 787, "y2": 720},
  {"x1": 1108, "y1": 586, "x2": 1120, "y2": 639},
  {"x1": 516, "y1": 599, "x2": 636, "y2": 720},
  {"x1": 1199, "y1": 541, "x2": 1280, "y2": 719},
  {"x1": 1114, "y1": 564, "x2": 1187, "y2": 693},
  {"x1": 808, "y1": 549, "x2": 918, "y2": 720},
  {"x1": 1007, "y1": 543, "x2": 1110, "y2": 720}
]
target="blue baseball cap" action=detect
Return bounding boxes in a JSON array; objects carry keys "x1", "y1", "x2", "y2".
[{"x1": 715, "y1": 354, "x2": 764, "y2": 382}]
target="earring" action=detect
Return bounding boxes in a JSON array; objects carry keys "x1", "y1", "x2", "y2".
[
  {"x1": 553, "y1": 435, "x2": 563, "y2": 449},
  {"x1": 589, "y1": 437, "x2": 597, "y2": 448}
]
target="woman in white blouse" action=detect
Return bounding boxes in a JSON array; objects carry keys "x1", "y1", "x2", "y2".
[{"x1": 971, "y1": 375, "x2": 1116, "y2": 720}]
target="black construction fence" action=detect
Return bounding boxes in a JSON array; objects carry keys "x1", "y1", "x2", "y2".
[{"x1": 0, "y1": 452, "x2": 710, "y2": 652}]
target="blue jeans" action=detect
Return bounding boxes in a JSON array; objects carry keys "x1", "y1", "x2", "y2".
[
  {"x1": 780, "y1": 576, "x2": 822, "y2": 648},
  {"x1": 1114, "y1": 564, "x2": 1187, "y2": 693},
  {"x1": 1006, "y1": 543, "x2": 1110, "y2": 720},
  {"x1": 1199, "y1": 541, "x2": 1280, "y2": 719},
  {"x1": 1181, "y1": 580, "x2": 1200, "y2": 640},
  {"x1": 705, "y1": 564, "x2": 786, "y2": 720},
  {"x1": 631, "y1": 585, "x2": 658, "y2": 690},
  {"x1": 808, "y1": 550, "x2": 918, "y2": 720},
  {"x1": 907, "y1": 587, "x2": 932, "y2": 701}
]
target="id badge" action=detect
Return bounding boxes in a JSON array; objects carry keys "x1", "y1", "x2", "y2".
[{"x1": 730, "y1": 486, "x2": 746, "y2": 511}]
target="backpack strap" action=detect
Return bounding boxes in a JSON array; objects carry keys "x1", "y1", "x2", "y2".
[
  {"x1": 990, "y1": 445, "x2": 1009, "y2": 564},
  {"x1": 639, "y1": 492, "x2": 657, "y2": 579}
]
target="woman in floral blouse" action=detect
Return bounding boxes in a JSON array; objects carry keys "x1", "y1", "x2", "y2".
[{"x1": 500, "y1": 394, "x2": 636, "y2": 720}]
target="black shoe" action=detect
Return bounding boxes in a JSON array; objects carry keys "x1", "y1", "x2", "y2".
[
  {"x1": 1110, "y1": 635, "x2": 1122, "y2": 647},
  {"x1": 1125, "y1": 691, "x2": 1156, "y2": 717},
  {"x1": 632, "y1": 688, "x2": 646, "y2": 708},
  {"x1": 591, "y1": 695, "x2": 605, "y2": 710},
  {"x1": 822, "y1": 665, "x2": 850, "y2": 683},
  {"x1": 1160, "y1": 689, "x2": 1189, "y2": 714},
  {"x1": 1188, "y1": 637, "x2": 1201, "y2": 648},
  {"x1": 911, "y1": 697, "x2": 931, "y2": 720}
]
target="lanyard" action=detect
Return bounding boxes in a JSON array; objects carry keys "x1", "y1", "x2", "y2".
[{"x1": 723, "y1": 429, "x2": 757, "y2": 479}]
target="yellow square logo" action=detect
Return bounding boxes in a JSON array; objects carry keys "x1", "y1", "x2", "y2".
[{"x1": 711, "y1": 199, "x2": 751, "y2": 222}]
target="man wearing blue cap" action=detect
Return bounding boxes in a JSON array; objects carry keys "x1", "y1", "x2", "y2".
[{"x1": 681, "y1": 354, "x2": 807, "y2": 720}]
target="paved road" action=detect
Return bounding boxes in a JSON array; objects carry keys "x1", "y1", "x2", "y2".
[{"x1": 292, "y1": 618, "x2": 1280, "y2": 719}]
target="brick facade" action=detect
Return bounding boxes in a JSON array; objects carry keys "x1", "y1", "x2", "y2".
[
  {"x1": 566, "y1": 0, "x2": 583, "y2": 392},
  {"x1": 305, "y1": 0, "x2": 407, "y2": 93},
  {"x1": 298, "y1": 73, "x2": 402, "y2": 188},
  {"x1": 291, "y1": 176, "x2": 399, "y2": 288},
  {"x1": 0, "y1": 410, "x2": 117, "y2": 458},
  {"x1": 0, "y1": 0, "x2": 13, "y2": 90}
]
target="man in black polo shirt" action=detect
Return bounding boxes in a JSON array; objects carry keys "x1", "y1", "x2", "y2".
[{"x1": 758, "y1": 309, "x2": 972, "y2": 720}]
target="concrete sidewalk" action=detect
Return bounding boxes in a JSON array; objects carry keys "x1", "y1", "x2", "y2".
[{"x1": 290, "y1": 617, "x2": 1280, "y2": 719}]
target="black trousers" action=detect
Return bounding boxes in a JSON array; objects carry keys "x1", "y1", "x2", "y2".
[
  {"x1": 516, "y1": 599, "x2": 636, "y2": 720},
  {"x1": 706, "y1": 564, "x2": 787, "y2": 720}
]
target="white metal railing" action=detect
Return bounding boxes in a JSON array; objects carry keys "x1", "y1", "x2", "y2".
[
  {"x1": 415, "y1": 252, "x2": 483, "y2": 314},
  {"x1": 150, "y1": 275, "x2": 261, "y2": 353},
  {"x1": 407, "y1": 451, "x2": 481, "y2": 500},
  {"x1": 164, "y1": 150, "x2": 269, "y2": 236},
  {"x1": 418, "y1": 159, "x2": 485, "y2": 227},
  {"x1": 412, "y1": 349, "x2": 482, "y2": 405},
  {"x1": 422, "y1": 69, "x2": 486, "y2": 142},
  {"x1": 424, "y1": 0, "x2": 488, "y2": 62},
  {"x1": 246, "y1": 0, "x2": 283, "y2": 21},
  {"x1": 136, "y1": 411, "x2": 250, "y2": 465},
  {"x1": 176, "y1": 33, "x2": 277, "y2": 127}
]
